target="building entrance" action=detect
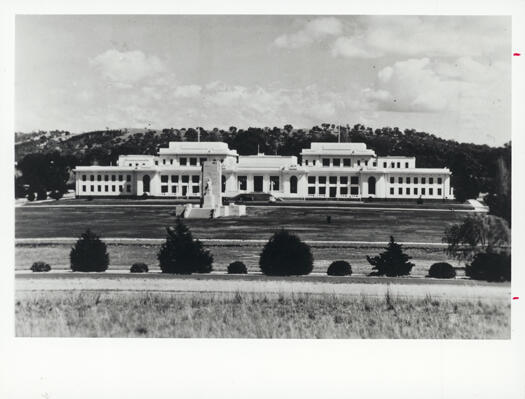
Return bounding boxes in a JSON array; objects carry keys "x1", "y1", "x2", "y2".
[
  {"x1": 254, "y1": 176, "x2": 263, "y2": 192},
  {"x1": 329, "y1": 187, "x2": 337, "y2": 198}
]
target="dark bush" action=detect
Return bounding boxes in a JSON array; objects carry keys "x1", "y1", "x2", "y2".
[
  {"x1": 367, "y1": 236, "x2": 414, "y2": 277},
  {"x1": 259, "y1": 229, "x2": 313, "y2": 276},
  {"x1": 227, "y1": 261, "x2": 247, "y2": 274},
  {"x1": 417, "y1": 196, "x2": 423, "y2": 205},
  {"x1": 466, "y1": 252, "x2": 511, "y2": 282},
  {"x1": 49, "y1": 190, "x2": 63, "y2": 200},
  {"x1": 27, "y1": 192, "x2": 35, "y2": 201},
  {"x1": 130, "y1": 262, "x2": 149, "y2": 273},
  {"x1": 70, "y1": 229, "x2": 109, "y2": 272},
  {"x1": 158, "y1": 219, "x2": 213, "y2": 274},
  {"x1": 427, "y1": 262, "x2": 456, "y2": 279},
  {"x1": 327, "y1": 261, "x2": 352, "y2": 276},
  {"x1": 36, "y1": 189, "x2": 47, "y2": 200},
  {"x1": 30, "y1": 261, "x2": 51, "y2": 272}
]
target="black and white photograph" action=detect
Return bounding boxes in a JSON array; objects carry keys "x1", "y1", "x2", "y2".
[{"x1": 2, "y1": 2, "x2": 524, "y2": 398}]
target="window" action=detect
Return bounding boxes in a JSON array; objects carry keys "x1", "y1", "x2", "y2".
[
  {"x1": 319, "y1": 187, "x2": 326, "y2": 195},
  {"x1": 322, "y1": 158, "x2": 330, "y2": 167},
  {"x1": 406, "y1": 187, "x2": 410, "y2": 195},
  {"x1": 155, "y1": 161, "x2": 158, "y2": 166},
  {"x1": 118, "y1": 175, "x2": 123, "y2": 182},
  {"x1": 170, "y1": 159, "x2": 173, "y2": 165},
  {"x1": 340, "y1": 176, "x2": 348, "y2": 185},
  {"x1": 171, "y1": 175, "x2": 178, "y2": 183},
  {"x1": 438, "y1": 177, "x2": 442, "y2": 184},
  {"x1": 161, "y1": 186, "x2": 168, "y2": 193},
  {"x1": 97, "y1": 175, "x2": 102, "y2": 181},
  {"x1": 329, "y1": 176, "x2": 337, "y2": 185},
  {"x1": 181, "y1": 175, "x2": 189, "y2": 183},
  {"x1": 406, "y1": 177, "x2": 411, "y2": 184},
  {"x1": 112, "y1": 186, "x2": 116, "y2": 192},
  {"x1": 405, "y1": 162, "x2": 409, "y2": 168},
  {"x1": 161, "y1": 175, "x2": 169, "y2": 183},
  {"x1": 351, "y1": 176, "x2": 359, "y2": 185},
  {"x1": 126, "y1": 175, "x2": 131, "y2": 182},
  {"x1": 82, "y1": 175, "x2": 86, "y2": 181},
  {"x1": 270, "y1": 176, "x2": 280, "y2": 190},
  {"x1": 438, "y1": 188, "x2": 442, "y2": 196},
  {"x1": 365, "y1": 161, "x2": 368, "y2": 166},
  {"x1": 350, "y1": 186, "x2": 359, "y2": 195},
  {"x1": 82, "y1": 185, "x2": 86, "y2": 192},
  {"x1": 390, "y1": 188, "x2": 394, "y2": 195},
  {"x1": 313, "y1": 160, "x2": 316, "y2": 166},
  {"x1": 126, "y1": 185, "x2": 131, "y2": 193},
  {"x1": 422, "y1": 177, "x2": 426, "y2": 184},
  {"x1": 357, "y1": 160, "x2": 361, "y2": 166},
  {"x1": 391, "y1": 162, "x2": 395, "y2": 168},
  {"x1": 398, "y1": 187, "x2": 402, "y2": 195},
  {"x1": 397, "y1": 162, "x2": 401, "y2": 168},
  {"x1": 414, "y1": 187, "x2": 418, "y2": 195},
  {"x1": 343, "y1": 158, "x2": 351, "y2": 167},
  {"x1": 105, "y1": 186, "x2": 108, "y2": 192},
  {"x1": 308, "y1": 176, "x2": 316, "y2": 184},
  {"x1": 390, "y1": 177, "x2": 395, "y2": 184},
  {"x1": 340, "y1": 187, "x2": 348, "y2": 195},
  {"x1": 111, "y1": 175, "x2": 116, "y2": 181},
  {"x1": 333, "y1": 158, "x2": 340, "y2": 167},
  {"x1": 129, "y1": 163, "x2": 132, "y2": 167},
  {"x1": 200, "y1": 158, "x2": 207, "y2": 165},
  {"x1": 192, "y1": 175, "x2": 200, "y2": 183},
  {"x1": 373, "y1": 161, "x2": 377, "y2": 167},
  {"x1": 171, "y1": 186, "x2": 177, "y2": 193},
  {"x1": 304, "y1": 160, "x2": 309, "y2": 166},
  {"x1": 91, "y1": 185, "x2": 94, "y2": 191},
  {"x1": 308, "y1": 187, "x2": 316, "y2": 195},
  {"x1": 414, "y1": 177, "x2": 418, "y2": 184},
  {"x1": 238, "y1": 176, "x2": 247, "y2": 191},
  {"x1": 290, "y1": 176, "x2": 298, "y2": 194},
  {"x1": 398, "y1": 177, "x2": 403, "y2": 184},
  {"x1": 429, "y1": 188, "x2": 434, "y2": 195},
  {"x1": 98, "y1": 185, "x2": 102, "y2": 192},
  {"x1": 383, "y1": 162, "x2": 387, "y2": 168},
  {"x1": 319, "y1": 176, "x2": 327, "y2": 184},
  {"x1": 162, "y1": 159, "x2": 166, "y2": 165},
  {"x1": 89, "y1": 175, "x2": 95, "y2": 182},
  {"x1": 192, "y1": 186, "x2": 200, "y2": 194},
  {"x1": 429, "y1": 177, "x2": 434, "y2": 184},
  {"x1": 180, "y1": 158, "x2": 187, "y2": 166},
  {"x1": 422, "y1": 188, "x2": 426, "y2": 195},
  {"x1": 189, "y1": 158, "x2": 197, "y2": 166},
  {"x1": 119, "y1": 186, "x2": 123, "y2": 192}
]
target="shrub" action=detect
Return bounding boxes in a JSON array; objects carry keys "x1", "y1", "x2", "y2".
[
  {"x1": 158, "y1": 218, "x2": 213, "y2": 274},
  {"x1": 417, "y1": 196, "x2": 423, "y2": 205},
  {"x1": 36, "y1": 189, "x2": 47, "y2": 200},
  {"x1": 466, "y1": 252, "x2": 511, "y2": 282},
  {"x1": 49, "y1": 190, "x2": 63, "y2": 200},
  {"x1": 130, "y1": 262, "x2": 149, "y2": 273},
  {"x1": 427, "y1": 262, "x2": 456, "y2": 279},
  {"x1": 259, "y1": 229, "x2": 313, "y2": 276},
  {"x1": 30, "y1": 261, "x2": 51, "y2": 272},
  {"x1": 227, "y1": 261, "x2": 247, "y2": 274},
  {"x1": 27, "y1": 192, "x2": 35, "y2": 201},
  {"x1": 70, "y1": 229, "x2": 109, "y2": 272},
  {"x1": 367, "y1": 236, "x2": 414, "y2": 277},
  {"x1": 327, "y1": 261, "x2": 352, "y2": 276}
]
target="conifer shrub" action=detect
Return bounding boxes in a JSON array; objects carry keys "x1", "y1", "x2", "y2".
[
  {"x1": 259, "y1": 229, "x2": 313, "y2": 276},
  {"x1": 327, "y1": 260, "x2": 352, "y2": 276},
  {"x1": 427, "y1": 262, "x2": 456, "y2": 279},
  {"x1": 130, "y1": 262, "x2": 149, "y2": 273},
  {"x1": 367, "y1": 236, "x2": 414, "y2": 277},
  {"x1": 30, "y1": 261, "x2": 51, "y2": 272},
  {"x1": 227, "y1": 261, "x2": 247, "y2": 274},
  {"x1": 466, "y1": 252, "x2": 511, "y2": 282},
  {"x1": 158, "y1": 219, "x2": 213, "y2": 274},
  {"x1": 70, "y1": 229, "x2": 109, "y2": 272}
]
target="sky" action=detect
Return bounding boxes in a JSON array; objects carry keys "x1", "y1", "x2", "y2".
[{"x1": 15, "y1": 15, "x2": 511, "y2": 145}]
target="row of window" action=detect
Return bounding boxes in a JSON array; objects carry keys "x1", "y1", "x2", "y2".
[
  {"x1": 304, "y1": 158, "x2": 377, "y2": 168},
  {"x1": 307, "y1": 176, "x2": 359, "y2": 185},
  {"x1": 160, "y1": 175, "x2": 200, "y2": 184},
  {"x1": 389, "y1": 176, "x2": 443, "y2": 185},
  {"x1": 155, "y1": 157, "x2": 218, "y2": 166},
  {"x1": 381, "y1": 161, "x2": 412, "y2": 169},
  {"x1": 308, "y1": 186, "x2": 359, "y2": 196},
  {"x1": 389, "y1": 187, "x2": 442, "y2": 196},
  {"x1": 81, "y1": 174, "x2": 131, "y2": 182},
  {"x1": 81, "y1": 185, "x2": 131, "y2": 193},
  {"x1": 160, "y1": 185, "x2": 200, "y2": 194}
]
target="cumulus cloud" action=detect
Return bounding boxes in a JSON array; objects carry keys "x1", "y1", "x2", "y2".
[
  {"x1": 274, "y1": 17, "x2": 343, "y2": 48},
  {"x1": 90, "y1": 49, "x2": 166, "y2": 86}
]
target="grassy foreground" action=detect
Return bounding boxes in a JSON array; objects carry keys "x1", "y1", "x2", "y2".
[{"x1": 15, "y1": 291, "x2": 509, "y2": 338}]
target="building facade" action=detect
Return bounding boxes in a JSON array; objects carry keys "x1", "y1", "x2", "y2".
[{"x1": 74, "y1": 141, "x2": 454, "y2": 200}]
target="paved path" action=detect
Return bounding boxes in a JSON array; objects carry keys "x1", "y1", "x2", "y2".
[{"x1": 16, "y1": 273, "x2": 510, "y2": 300}]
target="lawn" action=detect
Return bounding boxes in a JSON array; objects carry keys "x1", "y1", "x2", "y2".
[
  {"x1": 15, "y1": 290, "x2": 510, "y2": 338},
  {"x1": 16, "y1": 204, "x2": 467, "y2": 242}
]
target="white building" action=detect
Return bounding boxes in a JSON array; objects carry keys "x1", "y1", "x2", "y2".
[{"x1": 74, "y1": 141, "x2": 454, "y2": 200}]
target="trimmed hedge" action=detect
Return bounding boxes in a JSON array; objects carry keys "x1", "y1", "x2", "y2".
[
  {"x1": 427, "y1": 262, "x2": 456, "y2": 279},
  {"x1": 228, "y1": 261, "x2": 248, "y2": 274},
  {"x1": 130, "y1": 263, "x2": 149, "y2": 273},
  {"x1": 31, "y1": 261, "x2": 51, "y2": 272},
  {"x1": 466, "y1": 252, "x2": 511, "y2": 282},
  {"x1": 327, "y1": 261, "x2": 352, "y2": 276},
  {"x1": 259, "y1": 229, "x2": 313, "y2": 276},
  {"x1": 70, "y1": 229, "x2": 109, "y2": 272}
]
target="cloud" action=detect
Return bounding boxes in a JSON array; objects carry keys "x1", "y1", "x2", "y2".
[
  {"x1": 172, "y1": 84, "x2": 202, "y2": 98},
  {"x1": 90, "y1": 49, "x2": 166, "y2": 86},
  {"x1": 274, "y1": 17, "x2": 343, "y2": 48}
]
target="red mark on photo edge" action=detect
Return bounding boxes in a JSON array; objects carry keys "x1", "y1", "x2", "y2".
[
  {"x1": 512, "y1": 297, "x2": 519, "y2": 300},
  {"x1": 513, "y1": 53, "x2": 521, "y2": 56}
]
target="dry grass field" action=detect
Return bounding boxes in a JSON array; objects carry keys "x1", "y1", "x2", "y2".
[{"x1": 15, "y1": 290, "x2": 510, "y2": 338}]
